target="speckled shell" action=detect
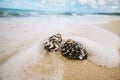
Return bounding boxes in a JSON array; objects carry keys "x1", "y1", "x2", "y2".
[
  {"x1": 44, "y1": 34, "x2": 62, "y2": 51},
  {"x1": 61, "y1": 39, "x2": 87, "y2": 60}
]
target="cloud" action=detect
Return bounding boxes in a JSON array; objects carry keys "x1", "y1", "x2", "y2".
[
  {"x1": 111, "y1": 6, "x2": 118, "y2": 9},
  {"x1": 78, "y1": 0, "x2": 97, "y2": 8},
  {"x1": 70, "y1": 1, "x2": 75, "y2": 6},
  {"x1": 0, "y1": 0, "x2": 120, "y2": 12},
  {"x1": 78, "y1": 0, "x2": 88, "y2": 5},
  {"x1": 78, "y1": 0, "x2": 120, "y2": 11},
  {"x1": 98, "y1": 0, "x2": 105, "y2": 6}
]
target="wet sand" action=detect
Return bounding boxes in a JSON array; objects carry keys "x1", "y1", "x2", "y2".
[
  {"x1": 0, "y1": 17, "x2": 120, "y2": 80},
  {"x1": 63, "y1": 20, "x2": 120, "y2": 80},
  {"x1": 100, "y1": 20, "x2": 120, "y2": 36}
]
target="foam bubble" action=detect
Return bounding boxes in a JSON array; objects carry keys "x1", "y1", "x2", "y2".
[
  {"x1": 0, "y1": 16, "x2": 120, "y2": 80},
  {"x1": 62, "y1": 26, "x2": 120, "y2": 68}
]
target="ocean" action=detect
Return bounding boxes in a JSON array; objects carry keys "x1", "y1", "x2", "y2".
[
  {"x1": 0, "y1": 8, "x2": 120, "y2": 17},
  {"x1": 0, "y1": 7, "x2": 120, "y2": 80}
]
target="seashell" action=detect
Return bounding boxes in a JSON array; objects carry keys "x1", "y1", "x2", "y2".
[
  {"x1": 44, "y1": 33, "x2": 62, "y2": 51},
  {"x1": 61, "y1": 39, "x2": 87, "y2": 60}
]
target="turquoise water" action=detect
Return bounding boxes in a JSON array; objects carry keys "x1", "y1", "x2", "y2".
[{"x1": 0, "y1": 8, "x2": 120, "y2": 17}]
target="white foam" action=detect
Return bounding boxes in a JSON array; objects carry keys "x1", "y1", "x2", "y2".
[
  {"x1": 0, "y1": 42, "x2": 64, "y2": 80},
  {"x1": 0, "y1": 16, "x2": 120, "y2": 80},
  {"x1": 62, "y1": 26, "x2": 120, "y2": 68}
]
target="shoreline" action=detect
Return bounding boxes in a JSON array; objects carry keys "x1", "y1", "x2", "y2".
[
  {"x1": 63, "y1": 19, "x2": 120, "y2": 80},
  {"x1": 0, "y1": 17, "x2": 120, "y2": 80},
  {"x1": 100, "y1": 20, "x2": 120, "y2": 36}
]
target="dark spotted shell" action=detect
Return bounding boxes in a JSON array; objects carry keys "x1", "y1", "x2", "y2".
[
  {"x1": 44, "y1": 33, "x2": 62, "y2": 51},
  {"x1": 61, "y1": 39, "x2": 87, "y2": 60}
]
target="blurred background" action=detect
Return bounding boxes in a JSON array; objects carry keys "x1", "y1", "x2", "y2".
[{"x1": 0, "y1": 0, "x2": 120, "y2": 17}]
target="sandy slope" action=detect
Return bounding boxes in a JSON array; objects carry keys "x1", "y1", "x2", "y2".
[
  {"x1": 0, "y1": 16, "x2": 120, "y2": 80},
  {"x1": 100, "y1": 20, "x2": 120, "y2": 36}
]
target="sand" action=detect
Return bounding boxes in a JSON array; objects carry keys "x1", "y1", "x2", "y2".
[
  {"x1": 0, "y1": 16, "x2": 120, "y2": 80},
  {"x1": 62, "y1": 20, "x2": 120, "y2": 80},
  {"x1": 100, "y1": 20, "x2": 120, "y2": 36},
  {"x1": 63, "y1": 20, "x2": 120, "y2": 80}
]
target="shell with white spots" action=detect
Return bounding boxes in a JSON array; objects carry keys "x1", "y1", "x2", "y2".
[
  {"x1": 44, "y1": 33, "x2": 62, "y2": 51},
  {"x1": 61, "y1": 39, "x2": 87, "y2": 60}
]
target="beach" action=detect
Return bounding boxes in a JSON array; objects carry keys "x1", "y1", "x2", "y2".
[
  {"x1": 100, "y1": 20, "x2": 120, "y2": 36},
  {"x1": 0, "y1": 15, "x2": 120, "y2": 80}
]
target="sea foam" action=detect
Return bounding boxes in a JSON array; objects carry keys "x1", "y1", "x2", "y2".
[
  {"x1": 62, "y1": 26, "x2": 120, "y2": 68},
  {"x1": 0, "y1": 16, "x2": 120, "y2": 80}
]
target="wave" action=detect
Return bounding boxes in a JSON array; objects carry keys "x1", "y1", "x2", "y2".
[
  {"x1": 0, "y1": 8, "x2": 120, "y2": 17},
  {"x1": 0, "y1": 8, "x2": 44, "y2": 17}
]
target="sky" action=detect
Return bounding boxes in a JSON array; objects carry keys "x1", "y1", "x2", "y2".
[{"x1": 0, "y1": 0, "x2": 120, "y2": 13}]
